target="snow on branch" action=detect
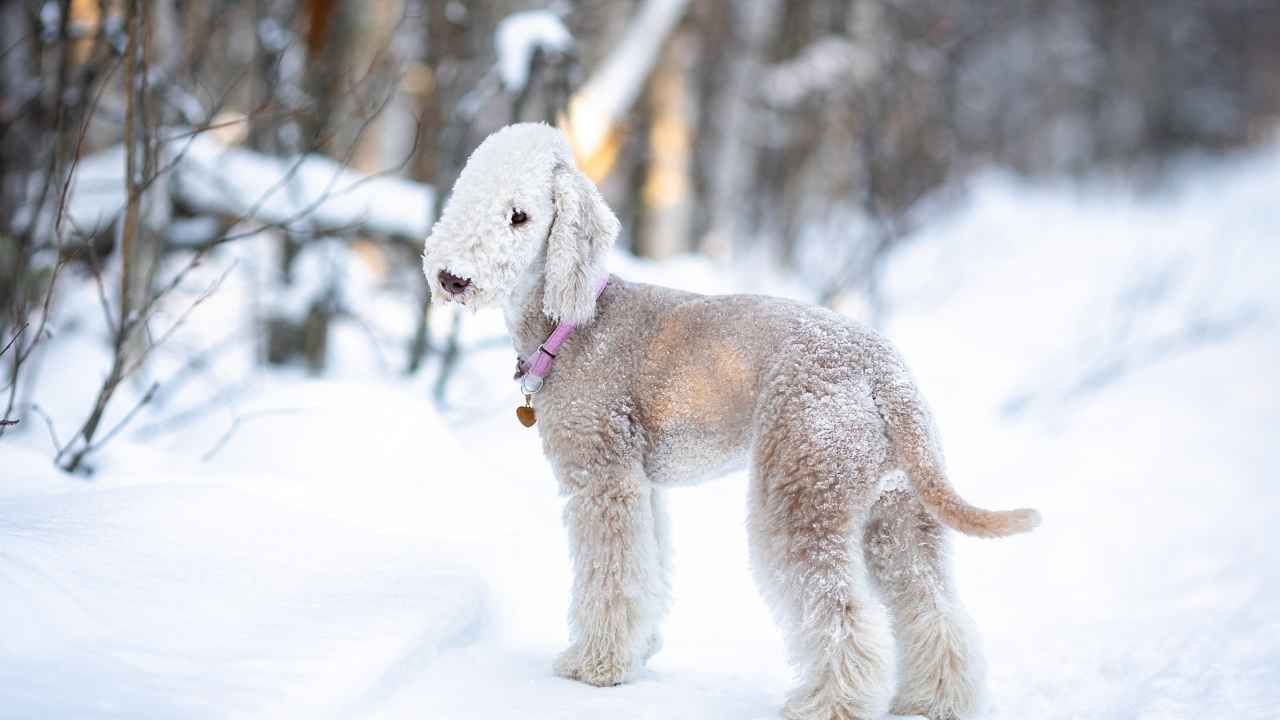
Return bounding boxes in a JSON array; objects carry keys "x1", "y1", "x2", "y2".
[
  {"x1": 63, "y1": 144, "x2": 128, "y2": 236},
  {"x1": 175, "y1": 135, "x2": 434, "y2": 240},
  {"x1": 761, "y1": 37, "x2": 877, "y2": 108},
  {"x1": 495, "y1": 10, "x2": 573, "y2": 93},
  {"x1": 65, "y1": 133, "x2": 435, "y2": 243}
]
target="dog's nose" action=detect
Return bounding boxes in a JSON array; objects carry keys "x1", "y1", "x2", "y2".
[{"x1": 438, "y1": 270, "x2": 471, "y2": 295}]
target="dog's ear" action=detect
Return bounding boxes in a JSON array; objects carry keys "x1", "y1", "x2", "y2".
[{"x1": 543, "y1": 162, "x2": 619, "y2": 325}]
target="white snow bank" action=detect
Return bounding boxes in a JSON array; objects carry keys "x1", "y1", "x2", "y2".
[
  {"x1": 495, "y1": 11, "x2": 573, "y2": 92},
  {"x1": 878, "y1": 145, "x2": 1280, "y2": 720},
  {"x1": 0, "y1": 476, "x2": 486, "y2": 717},
  {"x1": 0, "y1": 377, "x2": 492, "y2": 718},
  {"x1": 5, "y1": 141, "x2": 1280, "y2": 718}
]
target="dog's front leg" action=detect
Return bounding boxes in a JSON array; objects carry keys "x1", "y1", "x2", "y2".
[{"x1": 554, "y1": 468, "x2": 669, "y2": 687}]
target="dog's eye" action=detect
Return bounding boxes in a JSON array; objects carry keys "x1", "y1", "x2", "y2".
[{"x1": 510, "y1": 209, "x2": 529, "y2": 226}]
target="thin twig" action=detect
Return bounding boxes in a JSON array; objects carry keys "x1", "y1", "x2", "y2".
[
  {"x1": 15, "y1": 0, "x2": 75, "y2": 252},
  {"x1": 2, "y1": 256, "x2": 70, "y2": 437},
  {"x1": 210, "y1": 77, "x2": 412, "y2": 242},
  {"x1": 0, "y1": 323, "x2": 26, "y2": 359},
  {"x1": 121, "y1": 260, "x2": 237, "y2": 378},
  {"x1": 85, "y1": 240, "x2": 118, "y2": 336},
  {"x1": 159, "y1": 106, "x2": 303, "y2": 143},
  {"x1": 78, "y1": 381, "x2": 159, "y2": 457},
  {"x1": 0, "y1": 29, "x2": 36, "y2": 63},
  {"x1": 201, "y1": 408, "x2": 301, "y2": 462},
  {"x1": 432, "y1": 310, "x2": 464, "y2": 405},
  {"x1": 132, "y1": 370, "x2": 255, "y2": 440},
  {"x1": 55, "y1": 55, "x2": 123, "y2": 240},
  {"x1": 29, "y1": 404, "x2": 62, "y2": 453}
]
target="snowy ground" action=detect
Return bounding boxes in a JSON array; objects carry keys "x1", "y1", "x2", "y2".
[{"x1": 3, "y1": 144, "x2": 1279, "y2": 719}]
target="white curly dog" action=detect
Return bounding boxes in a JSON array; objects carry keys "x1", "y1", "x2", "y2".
[{"x1": 422, "y1": 123, "x2": 1039, "y2": 720}]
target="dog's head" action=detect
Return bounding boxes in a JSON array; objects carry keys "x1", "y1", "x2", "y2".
[{"x1": 422, "y1": 123, "x2": 619, "y2": 325}]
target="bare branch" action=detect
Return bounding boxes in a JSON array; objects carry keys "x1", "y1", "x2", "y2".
[
  {"x1": 54, "y1": 55, "x2": 123, "y2": 240},
  {"x1": 202, "y1": 408, "x2": 302, "y2": 462},
  {"x1": 81, "y1": 381, "x2": 159, "y2": 456},
  {"x1": 121, "y1": 259, "x2": 237, "y2": 378},
  {"x1": 29, "y1": 404, "x2": 62, "y2": 453},
  {"x1": 85, "y1": 240, "x2": 118, "y2": 336},
  {"x1": 2, "y1": 254, "x2": 70, "y2": 439},
  {"x1": 14, "y1": 0, "x2": 75, "y2": 251},
  {"x1": 0, "y1": 323, "x2": 26, "y2": 360},
  {"x1": 1002, "y1": 306, "x2": 1267, "y2": 419}
]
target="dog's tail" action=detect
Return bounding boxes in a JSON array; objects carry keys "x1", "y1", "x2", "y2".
[{"x1": 870, "y1": 347, "x2": 1040, "y2": 539}]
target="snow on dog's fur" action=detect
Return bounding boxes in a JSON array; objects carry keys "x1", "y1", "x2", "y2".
[{"x1": 423, "y1": 123, "x2": 1039, "y2": 720}]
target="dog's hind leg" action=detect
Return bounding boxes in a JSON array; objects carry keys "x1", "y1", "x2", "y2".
[
  {"x1": 553, "y1": 464, "x2": 671, "y2": 686},
  {"x1": 748, "y1": 449, "x2": 893, "y2": 719},
  {"x1": 864, "y1": 485, "x2": 986, "y2": 720}
]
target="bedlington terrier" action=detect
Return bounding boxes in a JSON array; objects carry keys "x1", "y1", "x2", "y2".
[{"x1": 422, "y1": 123, "x2": 1039, "y2": 720}]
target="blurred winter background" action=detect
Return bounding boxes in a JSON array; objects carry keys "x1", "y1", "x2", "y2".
[{"x1": 2, "y1": 1, "x2": 1279, "y2": 718}]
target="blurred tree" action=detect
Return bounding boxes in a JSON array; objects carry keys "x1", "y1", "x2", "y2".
[
  {"x1": 635, "y1": 27, "x2": 696, "y2": 260},
  {"x1": 3, "y1": 0, "x2": 1280, "y2": 447},
  {"x1": 406, "y1": 0, "x2": 502, "y2": 380}
]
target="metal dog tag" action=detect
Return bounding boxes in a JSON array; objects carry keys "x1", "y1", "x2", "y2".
[{"x1": 516, "y1": 394, "x2": 536, "y2": 427}]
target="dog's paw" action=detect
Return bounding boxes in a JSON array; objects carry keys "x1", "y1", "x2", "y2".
[
  {"x1": 554, "y1": 644, "x2": 630, "y2": 687},
  {"x1": 783, "y1": 695, "x2": 874, "y2": 720},
  {"x1": 887, "y1": 698, "x2": 930, "y2": 718},
  {"x1": 890, "y1": 666, "x2": 982, "y2": 719},
  {"x1": 784, "y1": 682, "x2": 887, "y2": 720},
  {"x1": 553, "y1": 646, "x2": 583, "y2": 680},
  {"x1": 889, "y1": 698, "x2": 965, "y2": 720}
]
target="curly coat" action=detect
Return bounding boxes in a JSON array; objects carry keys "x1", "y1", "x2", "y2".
[{"x1": 422, "y1": 123, "x2": 1039, "y2": 720}]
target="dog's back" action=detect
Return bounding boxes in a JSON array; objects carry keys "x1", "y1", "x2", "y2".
[
  {"x1": 586, "y1": 278, "x2": 884, "y2": 487},
  {"x1": 577, "y1": 276, "x2": 1038, "y2": 538}
]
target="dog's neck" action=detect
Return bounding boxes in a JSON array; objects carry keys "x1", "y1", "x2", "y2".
[{"x1": 502, "y1": 269, "x2": 558, "y2": 358}]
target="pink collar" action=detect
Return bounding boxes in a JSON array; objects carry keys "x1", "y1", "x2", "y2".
[{"x1": 516, "y1": 276, "x2": 609, "y2": 394}]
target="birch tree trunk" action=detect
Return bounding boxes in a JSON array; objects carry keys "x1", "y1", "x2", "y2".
[
  {"x1": 119, "y1": 0, "x2": 179, "y2": 366},
  {"x1": 636, "y1": 29, "x2": 697, "y2": 260}
]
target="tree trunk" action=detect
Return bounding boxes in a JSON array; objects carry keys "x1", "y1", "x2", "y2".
[
  {"x1": 0, "y1": 1, "x2": 37, "y2": 337},
  {"x1": 120, "y1": 0, "x2": 175, "y2": 367},
  {"x1": 263, "y1": 0, "x2": 360, "y2": 373},
  {"x1": 700, "y1": 0, "x2": 777, "y2": 261},
  {"x1": 636, "y1": 28, "x2": 696, "y2": 260},
  {"x1": 405, "y1": 0, "x2": 484, "y2": 377}
]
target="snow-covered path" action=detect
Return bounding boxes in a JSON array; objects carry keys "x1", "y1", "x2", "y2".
[{"x1": 3, "y1": 145, "x2": 1279, "y2": 718}]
